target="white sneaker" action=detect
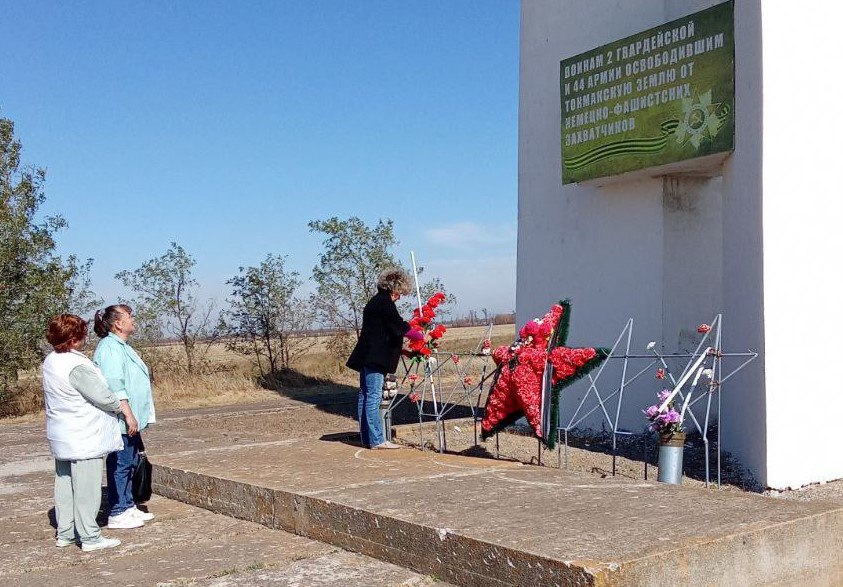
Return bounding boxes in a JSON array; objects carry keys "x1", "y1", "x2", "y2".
[
  {"x1": 107, "y1": 510, "x2": 144, "y2": 529},
  {"x1": 372, "y1": 441, "x2": 402, "y2": 450},
  {"x1": 81, "y1": 537, "x2": 121, "y2": 552},
  {"x1": 129, "y1": 506, "x2": 154, "y2": 521},
  {"x1": 56, "y1": 537, "x2": 76, "y2": 548}
]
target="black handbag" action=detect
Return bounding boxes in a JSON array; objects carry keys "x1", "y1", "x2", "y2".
[{"x1": 132, "y1": 435, "x2": 153, "y2": 504}]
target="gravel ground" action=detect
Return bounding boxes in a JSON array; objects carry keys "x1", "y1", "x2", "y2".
[
  {"x1": 388, "y1": 412, "x2": 843, "y2": 505},
  {"x1": 392, "y1": 418, "x2": 755, "y2": 490}
]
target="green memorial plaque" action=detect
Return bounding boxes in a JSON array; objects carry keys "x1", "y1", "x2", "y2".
[{"x1": 560, "y1": 1, "x2": 735, "y2": 184}]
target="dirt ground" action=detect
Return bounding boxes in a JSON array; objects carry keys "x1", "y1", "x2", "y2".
[{"x1": 387, "y1": 405, "x2": 843, "y2": 505}]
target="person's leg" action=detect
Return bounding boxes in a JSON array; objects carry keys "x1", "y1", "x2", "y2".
[
  {"x1": 358, "y1": 370, "x2": 370, "y2": 447},
  {"x1": 71, "y1": 458, "x2": 104, "y2": 545},
  {"x1": 106, "y1": 434, "x2": 138, "y2": 516},
  {"x1": 54, "y1": 459, "x2": 76, "y2": 544},
  {"x1": 363, "y1": 368, "x2": 385, "y2": 447}
]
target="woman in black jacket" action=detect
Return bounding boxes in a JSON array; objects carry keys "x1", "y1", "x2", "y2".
[{"x1": 346, "y1": 269, "x2": 423, "y2": 449}]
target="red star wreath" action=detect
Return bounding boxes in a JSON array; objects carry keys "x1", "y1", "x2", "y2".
[{"x1": 480, "y1": 300, "x2": 608, "y2": 449}]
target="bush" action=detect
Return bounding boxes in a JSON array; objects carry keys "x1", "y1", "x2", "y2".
[{"x1": 0, "y1": 381, "x2": 43, "y2": 418}]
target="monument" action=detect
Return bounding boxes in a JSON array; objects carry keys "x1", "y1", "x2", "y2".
[{"x1": 518, "y1": 0, "x2": 843, "y2": 489}]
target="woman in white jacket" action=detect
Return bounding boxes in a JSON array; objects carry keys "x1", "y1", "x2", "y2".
[{"x1": 42, "y1": 314, "x2": 138, "y2": 552}]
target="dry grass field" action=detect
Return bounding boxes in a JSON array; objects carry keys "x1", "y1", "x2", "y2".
[
  {"x1": 151, "y1": 324, "x2": 515, "y2": 409},
  {"x1": 1, "y1": 324, "x2": 516, "y2": 419}
]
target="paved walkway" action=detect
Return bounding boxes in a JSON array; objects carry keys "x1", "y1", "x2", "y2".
[{"x1": 0, "y1": 400, "x2": 451, "y2": 586}]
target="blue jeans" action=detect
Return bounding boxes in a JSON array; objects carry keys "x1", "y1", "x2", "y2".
[
  {"x1": 358, "y1": 367, "x2": 385, "y2": 448},
  {"x1": 106, "y1": 434, "x2": 140, "y2": 516}
]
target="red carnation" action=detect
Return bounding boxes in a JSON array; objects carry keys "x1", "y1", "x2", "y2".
[
  {"x1": 429, "y1": 324, "x2": 447, "y2": 340},
  {"x1": 451, "y1": 354, "x2": 460, "y2": 364},
  {"x1": 408, "y1": 338, "x2": 425, "y2": 352},
  {"x1": 520, "y1": 321, "x2": 540, "y2": 339}
]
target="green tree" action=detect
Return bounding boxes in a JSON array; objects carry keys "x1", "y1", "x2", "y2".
[
  {"x1": 0, "y1": 117, "x2": 97, "y2": 394},
  {"x1": 308, "y1": 216, "x2": 401, "y2": 337},
  {"x1": 308, "y1": 217, "x2": 456, "y2": 361},
  {"x1": 116, "y1": 242, "x2": 215, "y2": 374},
  {"x1": 219, "y1": 254, "x2": 314, "y2": 378}
]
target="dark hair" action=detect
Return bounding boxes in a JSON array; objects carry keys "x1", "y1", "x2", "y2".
[
  {"x1": 93, "y1": 304, "x2": 133, "y2": 338},
  {"x1": 46, "y1": 314, "x2": 88, "y2": 353}
]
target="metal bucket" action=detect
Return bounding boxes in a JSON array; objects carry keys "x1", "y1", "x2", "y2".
[{"x1": 657, "y1": 432, "x2": 686, "y2": 484}]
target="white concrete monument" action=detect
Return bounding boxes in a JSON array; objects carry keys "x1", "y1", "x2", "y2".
[{"x1": 518, "y1": 0, "x2": 842, "y2": 488}]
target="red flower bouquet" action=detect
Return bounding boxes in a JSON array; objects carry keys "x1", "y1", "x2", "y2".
[{"x1": 404, "y1": 293, "x2": 448, "y2": 362}]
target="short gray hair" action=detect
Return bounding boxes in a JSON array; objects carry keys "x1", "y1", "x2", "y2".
[{"x1": 377, "y1": 268, "x2": 412, "y2": 295}]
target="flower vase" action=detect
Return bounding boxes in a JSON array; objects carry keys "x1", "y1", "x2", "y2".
[{"x1": 657, "y1": 431, "x2": 686, "y2": 484}]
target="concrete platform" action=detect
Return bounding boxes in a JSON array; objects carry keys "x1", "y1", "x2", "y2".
[
  {"x1": 150, "y1": 424, "x2": 843, "y2": 586},
  {"x1": 0, "y1": 410, "x2": 453, "y2": 587}
]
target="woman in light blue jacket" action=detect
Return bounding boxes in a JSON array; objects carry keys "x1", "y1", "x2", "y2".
[{"x1": 93, "y1": 304, "x2": 156, "y2": 530}]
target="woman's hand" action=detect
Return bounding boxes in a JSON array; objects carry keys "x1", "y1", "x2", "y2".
[
  {"x1": 125, "y1": 413, "x2": 139, "y2": 436},
  {"x1": 119, "y1": 399, "x2": 139, "y2": 436}
]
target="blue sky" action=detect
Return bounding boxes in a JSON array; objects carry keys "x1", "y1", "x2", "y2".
[{"x1": 0, "y1": 1, "x2": 520, "y2": 316}]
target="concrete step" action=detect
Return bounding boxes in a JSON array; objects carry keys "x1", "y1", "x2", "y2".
[{"x1": 151, "y1": 436, "x2": 843, "y2": 587}]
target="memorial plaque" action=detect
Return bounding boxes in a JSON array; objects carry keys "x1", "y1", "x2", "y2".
[{"x1": 561, "y1": 1, "x2": 735, "y2": 184}]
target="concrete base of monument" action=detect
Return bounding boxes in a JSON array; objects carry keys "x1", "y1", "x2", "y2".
[{"x1": 152, "y1": 433, "x2": 843, "y2": 587}]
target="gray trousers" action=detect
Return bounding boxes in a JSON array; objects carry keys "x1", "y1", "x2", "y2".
[{"x1": 54, "y1": 457, "x2": 103, "y2": 544}]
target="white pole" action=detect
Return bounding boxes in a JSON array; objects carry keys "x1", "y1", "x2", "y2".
[
  {"x1": 658, "y1": 347, "x2": 710, "y2": 412},
  {"x1": 409, "y1": 251, "x2": 438, "y2": 414},
  {"x1": 410, "y1": 251, "x2": 424, "y2": 315},
  {"x1": 679, "y1": 367, "x2": 703, "y2": 423}
]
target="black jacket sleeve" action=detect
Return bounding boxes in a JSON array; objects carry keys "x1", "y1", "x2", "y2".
[{"x1": 382, "y1": 296, "x2": 411, "y2": 339}]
